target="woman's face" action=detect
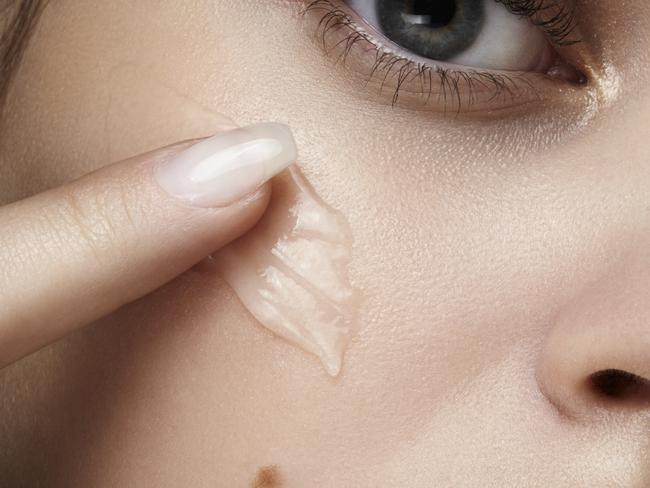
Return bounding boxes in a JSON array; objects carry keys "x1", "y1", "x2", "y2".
[{"x1": 1, "y1": 1, "x2": 649, "y2": 486}]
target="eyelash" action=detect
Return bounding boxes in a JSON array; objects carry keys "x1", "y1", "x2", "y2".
[
  {"x1": 497, "y1": 0, "x2": 578, "y2": 46},
  {"x1": 302, "y1": 0, "x2": 581, "y2": 113}
]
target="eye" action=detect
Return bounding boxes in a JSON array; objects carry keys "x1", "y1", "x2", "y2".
[
  {"x1": 302, "y1": 0, "x2": 586, "y2": 114},
  {"x1": 346, "y1": 0, "x2": 555, "y2": 71}
]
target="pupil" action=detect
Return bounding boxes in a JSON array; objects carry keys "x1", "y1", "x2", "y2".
[
  {"x1": 376, "y1": 0, "x2": 484, "y2": 61},
  {"x1": 407, "y1": 0, "x2": 457, "y2": 28}
]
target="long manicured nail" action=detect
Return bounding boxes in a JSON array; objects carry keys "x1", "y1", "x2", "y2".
[{"x1": 156, "y1": 122, "x2": 297, "y2": 207}]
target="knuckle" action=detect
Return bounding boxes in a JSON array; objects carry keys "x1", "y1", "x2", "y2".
[{"x1": 54, "y1": 182, "x2": 137, "y2": 262}]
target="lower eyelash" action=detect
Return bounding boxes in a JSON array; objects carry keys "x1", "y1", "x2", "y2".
[{"x1": 302, "y1": 0, "x2": 541, "y2": 113}]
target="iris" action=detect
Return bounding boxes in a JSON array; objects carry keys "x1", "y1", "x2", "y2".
[{"x1": 377, "y1": 0, "x2": 484, "y2": 60}]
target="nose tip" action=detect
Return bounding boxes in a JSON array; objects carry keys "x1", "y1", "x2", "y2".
[{"x1": 536, "y1": 255, "x2": 650, "y2": 419}]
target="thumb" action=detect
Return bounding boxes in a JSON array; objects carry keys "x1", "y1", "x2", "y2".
[{"x1": 0, "y1": 122, "x2": 297, "y2": 367}]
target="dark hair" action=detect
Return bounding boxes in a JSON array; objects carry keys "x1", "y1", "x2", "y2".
[{"x1": 0, "y1": 0, "x2": 43, "y2": 109}]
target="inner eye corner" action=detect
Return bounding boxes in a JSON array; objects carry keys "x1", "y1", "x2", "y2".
[
  {"x1": 587, "y1": 369, "x2": 650, "y2": 410},
  {"x1": 546, "y1": 58, "x2": 589, "y2": 87}
]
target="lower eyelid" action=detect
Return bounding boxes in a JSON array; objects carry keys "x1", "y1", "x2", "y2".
[{"x1": 301, "y1": 0, "x2": 588, "y2": 115}]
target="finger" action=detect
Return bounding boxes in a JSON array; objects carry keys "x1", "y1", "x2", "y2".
[{"x1": 0, "y1": 122, "x2": 297, "y2": 367}]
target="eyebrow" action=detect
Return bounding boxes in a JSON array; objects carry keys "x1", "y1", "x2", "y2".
[{"x1": 251, "y1": 465, "x2": 282, "y2": 488}]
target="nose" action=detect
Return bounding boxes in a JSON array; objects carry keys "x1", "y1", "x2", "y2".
[{"x1": 537, "y1": 248, "x2": 650, "y2": 419}]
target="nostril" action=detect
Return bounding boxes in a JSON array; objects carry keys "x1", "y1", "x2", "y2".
[
  {"x1": 588, "y1": 369, "x2": 650, "y2": 409},
  {"x1": 536, "y1": 259, "x2": 650, "y2": 419}
]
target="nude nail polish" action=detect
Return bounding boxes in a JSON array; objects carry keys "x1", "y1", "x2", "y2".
[{"x1": 156, "y1": 123, "x2": 297, "y2": 207}]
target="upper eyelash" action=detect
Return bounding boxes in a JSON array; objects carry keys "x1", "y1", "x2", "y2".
[
  {"x1": 497, "y1": 0, "x2": 580, "y2": 45},
  {"x1": 302, "y1": 0, "x2": 541, "y2": 113}
]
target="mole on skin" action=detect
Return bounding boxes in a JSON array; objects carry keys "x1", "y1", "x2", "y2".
[{"x1": 252, "y1": 465, "x2": 282, "y2": 488}]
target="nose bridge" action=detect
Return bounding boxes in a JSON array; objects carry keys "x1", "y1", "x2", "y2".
[{"x1": 537, "y1": 243, "x2": 650, "y2": 418}]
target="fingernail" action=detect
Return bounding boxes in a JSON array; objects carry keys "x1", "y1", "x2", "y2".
[{"x1": 156, "y1": 122, "x2": 297, "y2": 207}]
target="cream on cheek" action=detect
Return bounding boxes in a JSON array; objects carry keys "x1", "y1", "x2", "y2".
[
  {"x1": 105, "y1": 66, "x2": 360, "y2": 376},
  {"x1": 212, "y1": 167, "x2": 359, "y2": 376}
]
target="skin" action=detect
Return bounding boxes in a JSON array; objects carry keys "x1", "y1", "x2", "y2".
[{"x1": 1, "y1": 0, "x2": 649, "y2": 486}]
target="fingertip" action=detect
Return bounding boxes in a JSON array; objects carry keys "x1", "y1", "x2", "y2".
[
  {"x1": 200, "y1": 182, "x2": 273, "y2": 251},
  {"x1": 155, "y1": 123, "x2": 297, "y2": 208}
]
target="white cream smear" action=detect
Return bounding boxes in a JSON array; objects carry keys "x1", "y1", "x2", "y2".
[
  {"x1": 213, "y1": 166, "x2": 357, "y2": 376},
  {"x1": 107, "y1": 66, "x2": 357, "y2": 375}
]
